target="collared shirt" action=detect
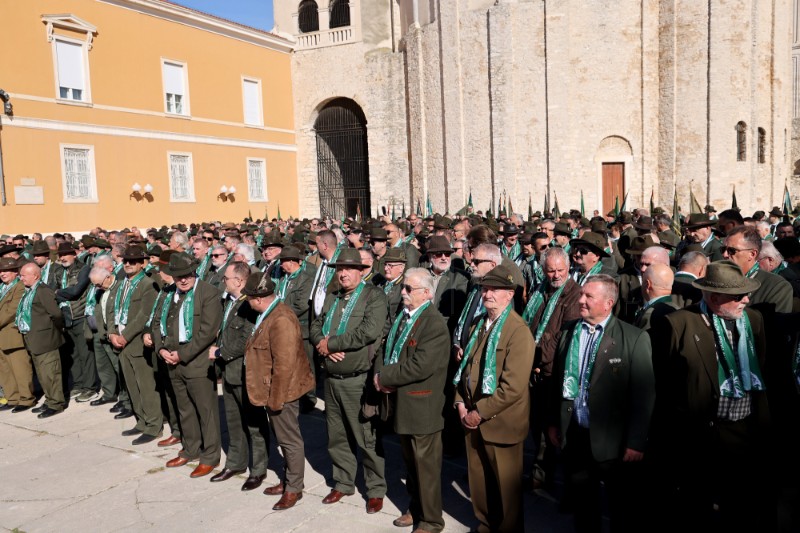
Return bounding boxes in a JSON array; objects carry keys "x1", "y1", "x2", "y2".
[
  {"x1": 701, "y1": 233, "x2": 715, "y2": 250},
  {"x1": 574, "y1": 314, "x2": 612, "y2": 428},
  {"x1": 99, "y1": 279, "x2": 116, "y2": 327},
  {"x1": 715, "y1": 318, "x2": 752, "y2": 421},
  {"x1": 311, "y1": 259, "x2": 330, "y2": 316},
  {"x1": 674, "y1": 271, "x2": 698, "y2": 280}
]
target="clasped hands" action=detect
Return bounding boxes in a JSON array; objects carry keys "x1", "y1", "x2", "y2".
[
  {"x1": 315, "y1": 336, "x2": 345, "y2": 363},
  {"x1": 373, "y1": 373, "x2": 395, "y2": 394},
  {"x1": 457, "y1": 403, "x2": 482, "y2": 430},
  {"x1": 108, "y1": 333, "x2": 128, "y2": 350},
  {"x1": 159, "y1": 348, "x2": 180, "y2": 365}
]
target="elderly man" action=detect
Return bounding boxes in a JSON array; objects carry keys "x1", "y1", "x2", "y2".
[
  {"x1": 233, "y1": 244, "x2": 260, "y2": 272},
  {"x1": 499, "y1": 224, "x2": 523, "y2": 265},
  {"x1": 616, "y1": 238, "x2": 670, "y2": 323},
  {"x1": 374, "y1": 268, "x2": 451, "y2": 532},
  {"x1": 426, "y1": 236, "x2": 469, "y2": 333},
  {"x1": 757, "y1": 240, "x2": 800, "y2": 300},
  {"x1": 650, "y1": 261, "x2": 770, "y2": 530},
  {"x1": 243, "y1": 272, "x2": 314, "y2": 510},
  {"x1": 30, "y1": 240, "x2": 60, "y2": 289},
  {"x1": 309, "y1": 248, "x2": 388, "y2": 513},
  {"x1": 17, "y1": 263, "x2": 66, "y2": 418},
  {"x1": 153, "y1": 253, "x2": 222, "y2": 477},
  {"x1": 570, "y1": 232, "x2": 618, "y2": 286},
  {"x1": 108, "y1": 246, "x2": 163, "y2": 444},
  {"x1": 635, "y1": 264, "x2": 679, "y2": 331},
  {"x1": 0, "y1": 257, "x2": 35, "y2": 412},
  {"x1": 168, "y1": 231, "x2": 189, "y2": 252},
  {"x1": 454, "y1": 264, "x2": 535, "y2": 532},
  {"x1": 549, "y1": 274, "x2": 655, "y2": 532},
  {"x1": 259, "y1": 234, "x2": 285, "y2": 278},
  {"x1": 380, "y1": 248, "x2": 407, "y2": 333},
  {"x1": 521, "y1": 246, "x2": 582, "y2": 491},
  {"x1": 684, "y1": 213, "x2": 724, "y2": 261},
  {"x1": 204, "y1": 245, "x2": 230, "y2": 289},
  {"x1": 722, "y1": 226, "x2": 793, "y2": 313}
]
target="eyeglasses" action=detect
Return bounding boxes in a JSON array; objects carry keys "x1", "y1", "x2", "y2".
[
  {"x1": 211, "y1": 253, "x2": 227, "y2": 258},
  {"x1": 721, "y1": 246, "x2": 756, "y2": 256},
  {"x1": 123, "y1": 259, "x2": 144, "y2": 264},
  {"x1": 536, "y1": 245, "x2": 549, "y2": 251},
  {"x1": 401, "y1": 284, "x2": 424, "y2": 292},
  {"x1": 430, "y1": 252, "x2": 451, "y2": 258},
  {"x1": 385, "y1": 262, "x2": 404, "y2": 268},
  {"x1": 471, "y1": 258, "x2": 493, "y2": 265},
  {"x1": 732, "y1": 292, "x2": 751, "y2": 302},
  {"x1": 573, "y1": 247, "x2": 592, "y2": 256}
]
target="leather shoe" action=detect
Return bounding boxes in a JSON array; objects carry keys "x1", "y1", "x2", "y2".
[
  {"x1": 11, "y1": 405, "x2": 32, "y2": 413},
  {"x1": 272, "y1": 491, "x2": 302, "y2": 510},
  {"x1": 157, "y1": 435, "x2": 181, "y2": 447},
  {"x1": 393, "y1": 512, "x2": 414, "y2": 527},
  {"x1": 241, "y1": 474, "x2": 265, "y2": 492},
  {"x1": 412, "y1": 529, "x2": 433, "y2": 533},
  {"x1": 121, "y1": 428, "x2": 142, "y2": 437},
  {"x1": 0, "y1": 404, "x2": 12, "y2": 411},
  {"x1": 31, "y1": 405, "x2": 47, "y2": 414},
  {"x1": 109, "y1": 401, "x2": 123, "y2": 413},
  {"x1": 90, "y1": 397, "x2": 116, "y2": 407},
  {"x1": 114, "y1": 409, "x2": 134, "y2": 419},
  {"x1": 210, "y1": 468, "x2": 245, "y2": 482},
  {"x1": 131, "y1": 433, "x2": 161, "y2": 445},
  {"x1": 367, "y1": 497, "x2": 383, "y2": 514},
  {"x1": 262, "y1": 482, "x2": 284, "y2": 495},
  {"x1": 322, "y1": 489, "x2": 352, "y2": 504},
  {"x1": 166, "y1": 456, "x2": 193, "y2": 468},
  {"x1": 190, "y1": 463, "x2": 218, "y2": 478},
  {"x1": 37, "y1": 408, "x2": 63, "y2": 419}
]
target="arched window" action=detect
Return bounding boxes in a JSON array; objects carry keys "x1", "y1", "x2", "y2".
[
  {"x1": 757, "y1": 127, "x2": 766, "y2": 164},
  {"x1": 329, "y1": 0, "x2": 351, "y2": 29},
  {"x1": 736, "y1": 121, "x2": 747, "y2": 162},
  {"x1": 298, "y1": 0, "x2": 319, "y2": 33}
]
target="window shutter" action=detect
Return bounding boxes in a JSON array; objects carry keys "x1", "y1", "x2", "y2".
[
  {"x1": 56, "y1": 40, "x2": 84, "y2": 91},
  {"x1": 64, "y1": 148, "x2": 90, "y2": 199},
  {"x1": 243, "y1": 80, "x2": 261, "y2": 126},
  {"x1": 248, "y1": 160, "x2": 266, "y2": 200},
  {"x1": 163, "y1": 62, "x2": 184, "y2": 96}
]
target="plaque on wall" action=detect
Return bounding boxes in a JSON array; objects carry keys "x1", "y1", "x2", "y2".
[{"x1": 14, "y1": 186, "x2": 44, "y2": 205}]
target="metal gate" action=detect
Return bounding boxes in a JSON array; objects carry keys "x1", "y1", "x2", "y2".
[{"x1": 315, "y1": 98, "x2": 370, "y2": 220}]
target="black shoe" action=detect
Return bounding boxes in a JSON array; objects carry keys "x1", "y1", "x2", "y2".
[
  {"x1": 31, "y1": 405, "x2": 47, "y2": 414},
  {"x1": 37, "y1": 408, "x2": 63, "y2": 419},
  {"x1": 11, "y1": 405, "x2": 32, "y2": 413},
  {"x1": 109, "y1": 402, "x2": 124, "y2": 413},
  {"x1": 131, "y1": 433, "x2": 161, "y2": 445},
  {"x1": 0, "y1": 404, "x2": 13, "y2": 412},
  {"x1": 91, "y1": 397, "x2": 117, "y2": 407},
  {"x1": 114, "y1": 409, "x2": 134, "y2": 419},
  {"x1": 121, "y1": 428, "x2": 142, "y2": 437}
]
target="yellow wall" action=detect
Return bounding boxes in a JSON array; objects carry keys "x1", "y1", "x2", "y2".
[{"x1": 0, "y1": 0, "x2": 297, "y2": 234}]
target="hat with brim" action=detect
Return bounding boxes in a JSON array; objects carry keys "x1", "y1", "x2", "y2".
[
  {"x1": 626, "y1": 235, "x2": 658, "y2": 256},
  {"x1": 329, "y1": 248, "x2": 370, "y2": 269},
  {"x1": 570, "y1": 232, "x2": 610, "y2": 258},
  {"x1": 704, "y1": 205, "x2": 717, "y2": 213},
  {"x1": 617, "y1": 212, "x2": 634, "y2": 225},
  {"x1": 148, "y1": 244, "x2": 164, "y2": 258},
  {"x1": 499, "y1": 224, "x2": 520, "y2": 235},
  {"x1": 161, "y1": 252, "x2": 199, "y2": 277},
  {"x1": 121, "y1": 245, "x2": 148, "y2": 261},
  {"x1": 94, "y1": 238, "x2": 112, "y2": 250},
  {"x1": 158, "y1": 249, "x2": 178, "y2": 266},
  {"x1": 30, "y1": 240, "x2": 50, "y2": 256},
  {"x1": 369, "y1": 228, "x2": 388, "y2": 241},
  {"x1": 425, "y1": 236, "x2": 453, "y2": 255},
  {"x1": 383, "y1": 247, "x2": 407, "y2": 263},
  {"x1": 684, "y1": 213, "x2": 717, "y2": 230},
  {"x1": 242, "y1": 272, "x2": 275, "y2": 298},
  {"x1": 692, "y1": 260, "x2": 761, "y2": 295},
  {"x1": 553, "y1": 222, "x2": 572, "y2": 237},
  {"x1": 634, "y1": 216, "x2": 654, "y2": 231},
  {"x1": 278, "y1": 246, "x2": 302, "y2": 262},
  {"x1": 769, "y1": 207, "x2": 783, "y2": 218},
  {"x1": 0, "y1": 244, "x2": 18, "y2": 257},
  {"x1": 478, "y1": 264, "x2": 517, "y2": 289},
  {"x1": 56, "y1": 242, "x2": 77, "y2": 256},
  {"x1": 657, "y1": 231, "x2": 680, "y2": 250},
  {"x1": 0, "y1": 257, "x2": 20, "y2": 271}
]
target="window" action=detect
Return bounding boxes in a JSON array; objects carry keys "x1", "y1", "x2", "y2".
[
  {"x1": 247, "y1": 158, "x2": 268, "y2": 201},
  {"x1": 60, "y1": 144, "x2": 97, "y2": 202},
  {"x1": 168, "y1": 153, "x2": 195, "y2": 202},
  {"x1": 298, "y1": 0, "x2": 319, "y2": 33},
  {"x1": 736, "y1": 121, "x2": 747, "y2": 162},
  {"x1": 242, "y1": 78, "x2": 263, "y2": 126},
  {"x1": 330, "y1": 0, "x2": 351, "y2": 28},
  {"x1": 758, "y1": 127, "x2": 766, "y2": 164},
  {"x1": 54, "y1": 39, "x2": 88, "y2": 101},
  {"x1": 162, "y1": 60, "x2": 189, "y2": 115}
]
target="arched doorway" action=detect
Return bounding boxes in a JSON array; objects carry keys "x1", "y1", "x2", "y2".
[{"x1": 315, "y1": 98, "x2": 371, "y2": 219}]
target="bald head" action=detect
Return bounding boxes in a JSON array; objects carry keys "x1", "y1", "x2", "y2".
[
  {"x1": 678, "y1": 251, "x2": 709, "y2": 277},
  {"x1": 19, "y1": 262, "x2": 41, "y2": 288},
  {"x1": 641, "y1": 246, "x2": 670, "y2": 268},
  {"x1": 642, "y1": 263, "x2": 673, "y2": 301}
]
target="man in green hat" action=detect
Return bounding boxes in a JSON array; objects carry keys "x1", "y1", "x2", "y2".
[
  {"x1": 378, "y1": 247, "x2": 407, "y2": 334},
  {"x1": 685, "y1": 213, "x2": 724, "y2": 262},
  {"x1": 30, "y1": 240, "x2": 60, "y2": 289},
  {"x1": 310, "y1": 248, "x2": 388, "y2": 513},
  {"x1": 0, "y1": 257, "x2": 35, "y2": 412}
]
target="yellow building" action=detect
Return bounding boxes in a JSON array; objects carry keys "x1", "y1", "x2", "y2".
[{"x1": 0, "y1": 0, "x2": 296, "y2": 234}]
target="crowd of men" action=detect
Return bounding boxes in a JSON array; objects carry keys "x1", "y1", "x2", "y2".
[{"x1": 1, "y1": 202, "x2": 799, "y2": 532}]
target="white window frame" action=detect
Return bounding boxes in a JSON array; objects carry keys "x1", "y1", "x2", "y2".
[
  {"x1": 241, "y1": 76, "x2": 264, "y2": 127},
  {"x1": 161, "y1": 58, "x2": 191, "y2": 117},
  {"x1": 246, "y1": 157, "x2": 268, "y2": 202},
  {"x1": 59, "y1": 143, "x2": 98, "y2": 203},
  {"x1": 50, "y1": 35, "x2": 92, "y2": 104},
  {"x1": 167, "y1": 152, "x2": 196, "y2": 202}
]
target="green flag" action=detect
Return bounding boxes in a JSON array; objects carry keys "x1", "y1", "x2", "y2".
[
  {"x1": 732, "y1": 186, "x2": 739, "y2": 211},
  {"x1": 468, "y1": 190, "x2": 474, "y2": 212},
  {"x1": 528, "y1": 193, "x2": 533, "y2": 219},
  {"x1": 614, "y1": 196, "x2": 619, "y2": 217},
  {"x1": 553, "y1": 192, "x2": 560, "y2": 218},
  {"x1": 402, "y1": 201, "x2": 406, "y2": 219},
  {"x1": 649, "y1": 189, "x2": 654, "y2": 214},
  {"x1": 580, "y1": 190, "x2": 585, "y2": 217},
  {"x1": 508, "y1": 195, "x2": 514, "y2": 216},
  {"x1": 671, "y1": 188, "x2": 681, "y2": 234},
  {"x1": 620, "y1": 191, "x2": 629, "y2": 213},
  {"x1": 277, "y1": 203, "x2": 281, "y2": 220},
  {"x1": 783, "y1": 184, "x2": 792, "y2": 218},
  {"x1": 264, "y1": 207, "x2": 268, "y2": 221},
  {"x1": 416, "y1": 199, "x2": 422, "y2": 216},
  {"x1": 426, "y1": 193, "x2": 433, "y2": 217},
  {"x1": 689, "y1": 186, "x2": 702, "y2": 214}
]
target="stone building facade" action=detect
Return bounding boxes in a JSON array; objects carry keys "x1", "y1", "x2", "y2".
[{"x1": 275, "y1": 0, "x2": 793, "y2": 219}]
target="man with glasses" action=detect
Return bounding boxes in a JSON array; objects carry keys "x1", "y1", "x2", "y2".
[
  {"x1": 107, "y1": 245, "x2": 163, "y2": 444},
  {"x1": 521, "y1": 232, "x2": 550, "y2": 295},
  {"x1": 570, "y1": 232, "x2": 618, "y2": 287},
  {"x1": 205, "y1": 245, "x2": 230, "y2": 290},
  {"x1": 649, "y1": 261, "x2": 769, "y2": 530},
  {"x1": 386, "y1": 223, "x2": 420, "y2": 267},
  {"x1": 722, "y1": 226, "x2": 793, "y2": 313},
  {"x1": 259, "y1": 233, "x2": 284, "y2": 278},
  {"x1": 380, "y1": 248, "x2": 407, "y2": 335}
]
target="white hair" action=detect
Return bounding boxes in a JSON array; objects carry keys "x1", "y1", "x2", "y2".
[{"x1": 234, "y1": 244, "x2": 255, "y2": 263}]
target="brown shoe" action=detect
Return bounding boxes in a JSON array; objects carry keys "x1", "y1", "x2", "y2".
[
  {"x1": 157, "y1": 435, "x2": 181, "y2": 448},
  {"x1": 242, "y1": 474, "x2": 266, "y2": 492},
  {"x1": 321, "y1": 489, "x2": 352, "y2": 504},
  {"x1": 190, "y1": 463, "x2": 218, "y2": 478},
  {"x1": 366, "y1": 497, "x2": 384, "y2": 514},
  {"x1": 166, "y1": 456, "x2": 192, "y2": 468},
  {"x1": 263, "y1": 483, "x2": 285, "y2": 496},
  {"x1": 272, "y1": 491, "x2": 303, "y2": 510},
  {"x1": 393, "y1": 512, "x2": 413, "y2": 527}
]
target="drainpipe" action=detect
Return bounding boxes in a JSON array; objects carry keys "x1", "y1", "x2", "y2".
[{"x1": 0, "y1": 89, "x2": 11, "y2": 207}]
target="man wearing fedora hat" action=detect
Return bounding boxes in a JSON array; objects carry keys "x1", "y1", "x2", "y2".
[
  {"x1": 569, "y1": 232, "x2": 618, "y2": 287},
  {"x1": 685, "y1": 213, "x2": 724, "y2": 262},
  {"x1": 649, "y1": 260, "x2": 771, "y2": 530},
  {"x1": 454, "y1": 264, "x2": 535, "y2": 532},
  {"x1": 30, "y1": 240, "x2": 60, "y2": 290},
  {"x1": 499, "y1": 224, "x2": 524, "y2": 266},
  {"x1": 152, "y1": 252, "x2": 223, "y2": 477},
  {"x1": 107, "y1": 245, "x2": 163, "y2": 445},
  {"x1": 0, "y1": 257, "x2": 35, "y2": 412},
  {"x1": 309, "y1": 247, "x2": 388, "y2": 513},
  {"x1": 552, "y1": 222, "x2": 574, "y2": 253},
  {"x1": 379, "y1": 248, "x2": 407, "y2": 335}
]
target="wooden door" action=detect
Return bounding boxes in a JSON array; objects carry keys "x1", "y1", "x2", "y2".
[{"x1": 602, "y1": 163, "x2": 625, "y2": 213}]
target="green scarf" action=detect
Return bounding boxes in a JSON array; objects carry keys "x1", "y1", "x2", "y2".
[
  {"x1": 454, "y1": 286, "x2": 483, "y2": 343},
  {"x1": 701, "y1": 301, "x2": 764, "y2": 398},
  {"x1": 384, "y1": 301, "x2": 430, "y2": 365},
  {"x1": 160, "y1": 280, "x2": 196, "y2": 341},
  {"x1": 773, "y1": 262, "x2": 787, "y2": 275},
  {"x1": 523, "y1": 282, "x2": 566, "y2": 342},
  {"x1": 61, "y1": 268, "x2": 70, "y2": 289},
  {"x1": 41, "y1": 261, "x2": 52, "y2": 284},
  {"x1": 383, "y1": 276, "x2": 401, "y2": 295},
  {"x1": 113, "y1": 262, "x2": 123, "y2": 276},
  {"x1": 578, "y1": 261, "x2": 603, "y2": 286},
  {"x1": 528, "y1": 256, "x2": 544, "y2": 285},
  {"x1": 502, "y1": 242, "x2": 521, "y2": 260},
  {"x1": 323, "y1": 246, "x2": 343, "y2": 289},
  {"x1": 84, "y1": 284, "x2": 98, "y2": 316},
  {"x1": 322, "y1": 281, "x2": 366, "y2": 337},
  {"x1": 745, "y1": 263, "x2": 760, "y2": 279},
  {"x1": 113, "y1": 272, "x2": 146, "y2": 326},
  {"x1": 196, "y1": 253, "x2": 211, "y2": 279},
  {"x1": 253, "y1": 296, "x2": 280, "y2": 335},
  {"x1": 146, "y1": 288, "x2": 171, "y2": 328},
  {"x1": 0, "y1": 279, "x2": 19, "y2": 303},
  {"x1": 453, "y1": 303, "x2": 512, "y2": 395},
  {"x1": 276, "y1": 267, "x2": 302, "y2": 300},
  {"x1": 15, "y1": 281, "x2": 40, "y2": 334},
  {"x1": 562, "y1": 320, "x2": 604, "y2": 399}
]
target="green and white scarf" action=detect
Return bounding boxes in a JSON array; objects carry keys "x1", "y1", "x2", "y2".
[
  {"x1": 146, "y1": 288, "x2": 171, "y2": 328},
  {"x1": 114, "y1": 272, "x2": 146, "y2": 326},
  {"x1": 323, "y1": 246, "x2": 343, "y2": 289},
  {"x1": 384, "y1": 301, "x2": 429, "y2": 365},
  {"x1": 562, "y1": 320, "x2": 604, "y2": 399},
  {"x1": 195, "y1": 253, "x2": 211, "y2": 279},
  {"x1": 276, "y1": 267, "x2": 302, "y2": 300},
  {"x1": 454, "y1": 286, "x2": 483, "y2": 343},
  {"x1": 745, "y1": 263, "x2": 760, "y2": 279},
  {"x1": 322, "y1": 281, "x2": 366, "y2": 337},
  {"x1": 113, "y1": 262, "x2": 123, "y2": 276},
  {"x1": 160, "y1": 280, "x2": 197, "y2": 342},
  {"x1": 523, "y1": 282, "x2": 566, "y2": 342},
  {"x1": 528, "y1": 256, "x2": 544, "y2": 285},
  {"x1": 41, "y1": 261, "x2": 52, "y2": 285},
  {"x1": 453, "y1": 303, "x2": 512, "y2": 395},
  {"x1": 502, "y1": 242, "x2": 521, "y2": 260},
  {"x1": 773, "y1": 261, "x2": 787, "y2": 275},
  {"x1": 84, "y1": 284, "x2": 98, "y2": 316},
  {"x1": 578, "y1": 261, "x2": 603, "y2": 286},
  {"x1": 383, "y1": 276, "x2": 401, "y2": 295},
  {"x1": 701, "y1": 301, "x2": 764, "y2": 398},
  {"x1": 15, "y1": 281, "x2": 40, "y2": 334},
  {"x1": 0, "y1": 279, "x2": 19, "y2": 303},
  {"x1": 60, "y1": 268, "x2": 70, "y2": 289},
  {"x1": 253, "y1": 296, "x2": 281, "y2": 335}
]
